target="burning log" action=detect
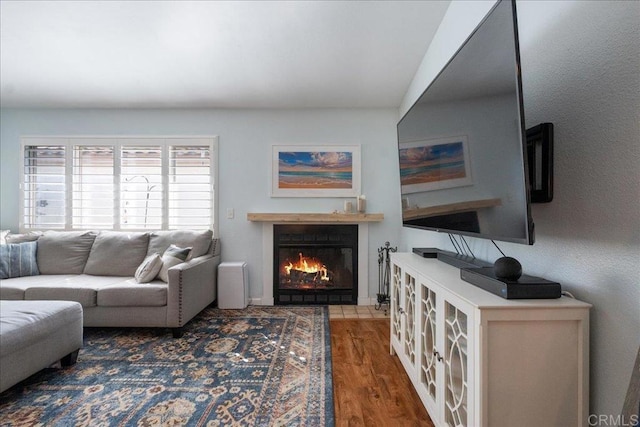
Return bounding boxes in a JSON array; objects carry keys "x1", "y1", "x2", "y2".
[
  {"x1": 281, "y1": 252, "x2": 332, "y2": 285},
  {"x1": 289, "y1": 269, "x2": 324, "y2": 284}
]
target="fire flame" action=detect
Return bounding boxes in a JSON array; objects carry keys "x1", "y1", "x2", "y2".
[{"x1": 284, "y1": 253, "x2": 330, "y2": 281}]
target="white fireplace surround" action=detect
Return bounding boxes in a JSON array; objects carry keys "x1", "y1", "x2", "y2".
[
  {"x1": 247, "y1": 212, "x2": 384, "y2": 306},
  {"x1": 253, "y1": 222, "x2": 371, "y2": 306}
]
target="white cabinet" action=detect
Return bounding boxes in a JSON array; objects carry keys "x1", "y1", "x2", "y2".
[{"x1": 390, "y1": 253, "x2": 591, "y2": 427}]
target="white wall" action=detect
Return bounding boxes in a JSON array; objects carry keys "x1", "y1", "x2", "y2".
[
  {"x1": 0, "y1": 108, "x2": 404, "y2": 303},
  {"x1": 400, "y1": 0, "x2": 640, "y2": 418}
]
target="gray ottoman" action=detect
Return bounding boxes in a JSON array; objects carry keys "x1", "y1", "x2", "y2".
[{"x1": 0, "y1": 300, "x2": 83, "y2": 393}]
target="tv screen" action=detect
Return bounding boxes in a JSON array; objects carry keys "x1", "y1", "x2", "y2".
[{"x1": 397, "y1": 0, "x2": 534, "y2": 245}]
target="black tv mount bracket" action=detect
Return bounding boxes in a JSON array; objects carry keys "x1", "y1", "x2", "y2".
[{"x1": 526, "y1": 123, "x2": 554, "y2": 203}]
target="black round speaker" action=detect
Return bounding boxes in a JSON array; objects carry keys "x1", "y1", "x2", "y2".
[{"x1": 493, "y1": 256, "x2": 522, "y2": 281}]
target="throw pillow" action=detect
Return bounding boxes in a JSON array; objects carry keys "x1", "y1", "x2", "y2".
[
  {"x1": 158, "y1": 245, "x2": 192, "y2": 283},
  {"x1": 0, "y1": 241, "x2": 39, "y2": 279},
  {"x1": 147, "y1": 229, "x2": 213, "y2": 259},
  {"x1": 134, "y1": 253, "x2": 163, "y2": 283},
  {"x1": 0, "y1": 230, "x2": 9, "y2": 245}
]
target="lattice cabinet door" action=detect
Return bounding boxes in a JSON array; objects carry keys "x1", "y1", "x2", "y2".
[
  {"x1": 389, "y1": 259, "x2": 419, "y2": 377},
  {"x1": 400, "y1": 267, "x2": 418, "y2": 375},
  {"x1": 440, "y1": 293, "x2": 474, "y2": 427},
  {"x1": 416, "y1": 277, "x2": 440, "y2": 420},
  {"x1": 390, "y1": 261, "x2": 403, "y2": 356}
]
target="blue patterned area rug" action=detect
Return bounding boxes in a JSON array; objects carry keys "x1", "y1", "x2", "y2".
[{"x1": 0, "y1": 306, "x2": 334, "y2": 426}]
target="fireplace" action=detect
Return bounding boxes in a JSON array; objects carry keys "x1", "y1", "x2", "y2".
[{"x1": 273, "y1": 224, "x2": 358, "y2": 305}]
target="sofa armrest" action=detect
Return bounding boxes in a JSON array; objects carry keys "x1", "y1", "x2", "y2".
[{"x1": 165, "y1": 253, "x2": 221, "y2": 328}]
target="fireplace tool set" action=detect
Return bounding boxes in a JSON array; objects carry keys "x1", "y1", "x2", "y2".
[{"x1": 376, "y1": 241, "x2": 397, "y2": 312}]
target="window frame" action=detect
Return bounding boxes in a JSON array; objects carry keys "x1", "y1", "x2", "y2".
[{"x1": 19, "y1": 135, "x2": 219, "y2": 236}]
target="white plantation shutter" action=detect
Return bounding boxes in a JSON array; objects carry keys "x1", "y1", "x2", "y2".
[
  {"x1": 22, "y1": 144, "x2": 67, "y2": 229},
  {"x1": 169, "y1": 144, "x2": 213, "y2": 230},
  {"x1": 21, "y1": 137, "x2": 217, "y2": 233},
  {"x1": 121, "y1": 145, "x2": 163, "y2": 230},
  {"x1": 72, "y1": 145, "x2": 115, "y2": 229}
]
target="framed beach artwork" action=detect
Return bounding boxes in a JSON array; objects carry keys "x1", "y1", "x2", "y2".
[
  {"x1": 271, "y1": 145, "x2": 361, "y2": 197},
  {"x1": 399, "y1": 136, "x2": 473, "y2": 194}
]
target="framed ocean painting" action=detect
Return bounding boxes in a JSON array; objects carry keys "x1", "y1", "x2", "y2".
[
  {"x1": 271, "y1": 145, "x2": 361, "y2": 197},
  {"x1": 399, "y1": 136, "x2": 473, "y2": 194}
]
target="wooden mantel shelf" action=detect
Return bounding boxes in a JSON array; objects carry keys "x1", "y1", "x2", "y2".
[{"x1": 247, "y1": 212, "x2": 384, "y2": 223}]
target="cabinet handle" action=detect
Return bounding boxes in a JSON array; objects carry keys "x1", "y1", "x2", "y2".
[
  {"x1": 433, "y1": 350, "x2": 443, "y2": 362},
  {"x1": 399, "y1": 308, "x2": 405, "y2": 315}
]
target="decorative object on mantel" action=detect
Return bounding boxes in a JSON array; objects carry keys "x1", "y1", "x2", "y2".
[
  {"x1": 247, "y1": 212, "x2": 383, "y2": 223},
  {"x1": 356, "y1": 195, "x2": 366, "y2": 213},
  {"x1": 271, "y1": 144, "x2": 361, "y2": 198},
  {"x1": 376, "y1": 241, "x2": 397, "y2": 313}
]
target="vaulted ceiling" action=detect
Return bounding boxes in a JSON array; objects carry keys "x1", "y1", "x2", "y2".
[{"x1": 0, "y1": 1, "x2": 450, "y2": 109}]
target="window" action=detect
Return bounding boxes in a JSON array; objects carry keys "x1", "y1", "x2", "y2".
[{"x1": 21, "y1": 137, "x2": 217, "y2": 232}]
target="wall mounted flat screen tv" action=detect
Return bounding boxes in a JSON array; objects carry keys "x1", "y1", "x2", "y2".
[{"x1": 397, "y1": 0, "x2": 534, "y2": 245}]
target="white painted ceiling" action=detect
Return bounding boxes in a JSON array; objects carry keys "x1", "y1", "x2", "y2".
[{"x1": 0, "y1": 0, "x2": 450, "y2": 109}]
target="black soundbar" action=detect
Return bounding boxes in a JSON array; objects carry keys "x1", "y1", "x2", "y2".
[
  {"x1": 413, "y1": 248, "x2": 491, "y2": 268},
  {"x1": 460, "y1": 267, "x2": 562, "y2": 299},
  {"x1": 437, "y1": 251, "x2": 492, "y2": 269},
  {"x1": 412, "y1": 247, "x2": 440, "y2": 258}
]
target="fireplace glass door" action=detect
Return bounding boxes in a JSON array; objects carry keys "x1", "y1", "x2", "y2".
[{"x1": 274, "y1": 224, "x2": 357, "y2": 304}]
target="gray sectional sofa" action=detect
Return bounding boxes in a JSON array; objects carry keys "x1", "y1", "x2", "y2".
[{"x1": 0, "y1": 229, "x2": 220, "y2": 337}]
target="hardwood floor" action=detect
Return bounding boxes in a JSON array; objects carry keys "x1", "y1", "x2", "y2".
[{"x1": 330, "y1": 318, "x2": 434, "y2": 427}]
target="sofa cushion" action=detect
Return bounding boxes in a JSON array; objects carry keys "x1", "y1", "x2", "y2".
[
  {"x1": 0, "y1": 274, "x2": 78, "y2": 300},
  {"x1": 135, "y1": 253, "x2": 163, "y2": 283},
  {"x1": 147, "y1": 229, "x2": 212, "y2": 259},
  {"x1": 84, "y1": 231, "x2": 149, "y2": 277},
  {"x1": 4, "y1": 231, "x2": 43, "y2": 244},
  {"x1": 97, "y1": 279, "x2": 167, "y2": 307},
  {"x1": 0, "y1": 242, "x2": 39, "y2": 279},
  {"x1": 20, "y1": 274, "x2": 143, "y2": 307},
  {"x1": 158, "y1": 245, "x2": 191, "y2": 283},
  {"x1": 25, "y1": 285, "x2": 97, "y2": 308},
  {"x1": 0, "y1": 285, "x2": 25, "y2": 300},
  {"x1": 37, "y1": 230, "x2": 97, "y2": 274}
]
